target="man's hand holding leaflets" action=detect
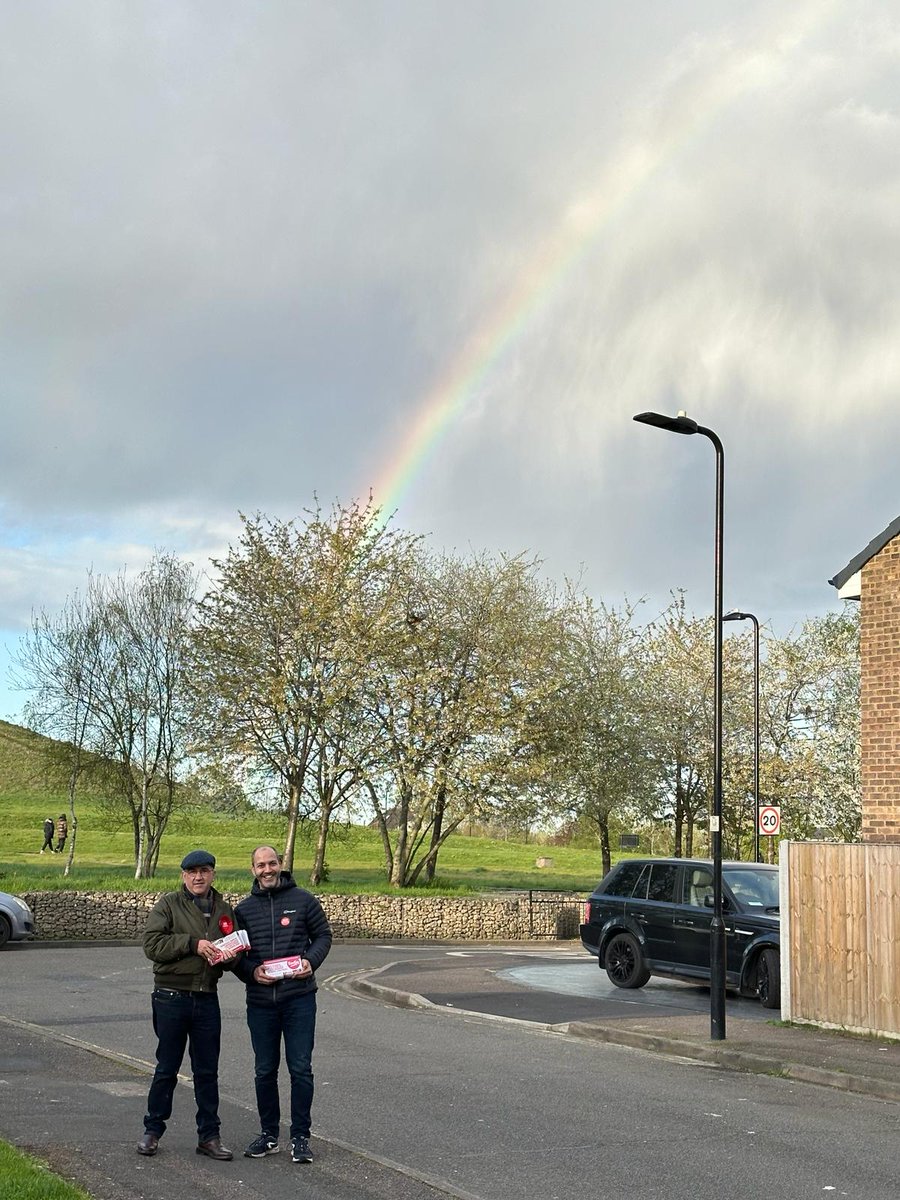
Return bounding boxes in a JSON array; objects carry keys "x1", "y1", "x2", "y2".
[
  {"x1": 206, "y1": 924, "x2": 251, "y2": 965},
  {"x1": 252, "y1": 956, "x2": 313, "y2": 985}
]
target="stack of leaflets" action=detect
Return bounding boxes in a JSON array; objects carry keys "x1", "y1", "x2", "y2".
[
  {"x1": 210, "y1": 928, "x2": 250, "y2": 962},
  {"x1": 261, "y1": 955, "x2": 310, "y2": 979}
]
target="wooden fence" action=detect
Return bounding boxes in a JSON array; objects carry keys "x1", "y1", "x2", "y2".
[{"x1": 781, "y1": 840, "x2": 900, "y2": 1038}]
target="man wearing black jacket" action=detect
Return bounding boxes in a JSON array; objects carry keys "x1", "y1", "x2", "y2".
[{"x1": 234, "y1": 845, "x2": 332, "y2": 1165}]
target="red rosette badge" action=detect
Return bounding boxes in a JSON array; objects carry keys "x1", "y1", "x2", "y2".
[{"x1": 218, "y1": 915, "x2": 234, "y2": 935}]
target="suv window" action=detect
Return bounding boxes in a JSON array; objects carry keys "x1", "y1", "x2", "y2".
[
  {"x1": 604, "y1": 861, "x2": 645, "y2": 897},
  {"x1": 683, "y1": 866, "x2": 714, "y2": 908},
  {"x1": 646, "y1": 863, "x2": 679, "y2": 902}
]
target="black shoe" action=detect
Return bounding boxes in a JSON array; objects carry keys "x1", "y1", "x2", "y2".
[
  {"x1": 244, "y1": 1132, "x2": 279, "y2": 1157},
  {"x1": 197, "y1": 1137, "x2": 233, "y2": 1161},
  {"x1": 137, "y1": 1132, "x2": 159, "y2": 1156},
  {"x1": 291, "y1": 1136, "x2": 313, "y2": 1164}
]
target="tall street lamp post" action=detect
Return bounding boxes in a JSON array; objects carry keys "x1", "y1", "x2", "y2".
[
  {"x1": 633, "y1": 410, "x2": 727, "y2": 1042},
  {"x1": 723, "y1": 610, "x2": 761, "y2": 864}
]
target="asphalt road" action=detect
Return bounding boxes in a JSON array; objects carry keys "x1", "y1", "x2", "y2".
[
  {"x1": 3, "y1": 943, "x2": 900, "y2": 1199},
  {"x1": 398, "y1": 944, "x2": 772, "y2": 1023}
]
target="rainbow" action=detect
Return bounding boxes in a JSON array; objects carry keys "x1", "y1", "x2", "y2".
[{"x1": 369, "y1": 0, "x2": 837, "y2": 522}]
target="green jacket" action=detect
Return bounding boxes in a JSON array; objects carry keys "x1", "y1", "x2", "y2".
[{"x1": 142, "y1": 886, "x2": 236, "y2": 994}]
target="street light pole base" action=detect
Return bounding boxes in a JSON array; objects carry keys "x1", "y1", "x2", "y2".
[{"x1": 710, "y1": 917, "x2": 727, "y2": 1041}]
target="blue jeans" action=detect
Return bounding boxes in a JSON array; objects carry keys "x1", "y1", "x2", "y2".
[
  {"x1": 246, "y1": 991, "x2": 316, "y2": 1139},
  {"x1": 144, "y1": 988, "x2": 222, "y2": 1142}
]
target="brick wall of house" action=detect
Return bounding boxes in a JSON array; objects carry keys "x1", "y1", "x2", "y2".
[{"x1": 861, "y1": 537, "x2": 900, "y2": 841}]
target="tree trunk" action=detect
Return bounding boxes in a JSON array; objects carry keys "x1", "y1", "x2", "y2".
[
  {"x1": 408, "y1": 812, "x2": 466, "y2": 886},
  {"x1": 365, "y1": 782, "x2": 395, "y2": 877},
  {"x1": 63, "y1": 774, "x2": 78, "y2": 879},
  {"x1": 598, "y1": 812, "x2": 612, "y2": 877},
  {"x1": 389, "y1": 830, "x2": 408, "y2": 886},
  {"x1": 388, "y1": 786, "x2": 412, "y2": 887},
  {"x1": 135, "y1": 778, "x2": 152, "y2": 880},
  {"x1": 423, "y1": 786, "x2": 447, "y2": 884},
  {"x1": 283, "y1": 775, "x2": 301, "y2": 876},
  {"x1": 309, "y1": 806, "x2": 331, "y2": 886}
]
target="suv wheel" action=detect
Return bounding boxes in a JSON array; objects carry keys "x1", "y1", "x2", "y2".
[
  {"x1": 604, "y1": 932, "x2": 650, "y2": 989},
  {"x1": 757, "y1": 947, "x2": 781, "y2": 1009}
]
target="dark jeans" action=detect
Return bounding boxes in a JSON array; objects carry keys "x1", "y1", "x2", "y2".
[
  {"x1": 144, "y1": 988, "x2": 222, "y2": 1142},
  {"x1": 246, "y1": 991, "x2": 316, "y2": 1139}
]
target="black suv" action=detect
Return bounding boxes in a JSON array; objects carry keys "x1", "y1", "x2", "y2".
[{"x1": 580, "y1": 857, "x2": 781, "y2": 1009}]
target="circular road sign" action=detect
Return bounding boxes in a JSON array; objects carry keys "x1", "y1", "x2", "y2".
[{"x1": 758, "y1": 805, "x2": 781, "y2": 837}]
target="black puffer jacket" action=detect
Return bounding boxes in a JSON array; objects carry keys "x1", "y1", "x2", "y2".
[{"x1": 234, "y1": 873, "x2": 332, "y2": 1006}]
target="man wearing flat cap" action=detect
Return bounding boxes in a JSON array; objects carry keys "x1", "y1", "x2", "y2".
[{"x1": 137, "y1": 849, "x2": 238, "y2": 1161}]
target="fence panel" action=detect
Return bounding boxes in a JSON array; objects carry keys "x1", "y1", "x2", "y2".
[{"x1": 784, "y1": 841, "x2": 900, "y2": 1037}]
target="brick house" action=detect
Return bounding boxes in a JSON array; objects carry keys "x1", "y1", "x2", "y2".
[{"x1": 829, "y1": 515, "x2": 900, "y2": 842}]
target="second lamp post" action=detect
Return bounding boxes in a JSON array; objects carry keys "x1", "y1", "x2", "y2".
[{"x1": 723, "y1": 610, "x2": 761, "y2": 864}]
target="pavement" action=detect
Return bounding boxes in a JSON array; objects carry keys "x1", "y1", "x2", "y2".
[
  {"x1": 4, "y1": 941, "x2": 900, "y2": 1200},
  {"x1": 0, "y1": 1010, "x2": 469, "y2": 1200}
]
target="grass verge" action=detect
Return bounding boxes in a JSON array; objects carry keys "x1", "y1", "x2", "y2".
[{"x1": 0, "y1": 1141, "x2": 92, "y2": 1200}]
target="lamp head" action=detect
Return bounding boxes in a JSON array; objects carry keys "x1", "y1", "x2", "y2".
[
  {"x1": 722, "y1": 610, "x2": 750, "y2": 623},
  {"x1": 633, "y1": 410, "x2": 698, "y2": 435}
]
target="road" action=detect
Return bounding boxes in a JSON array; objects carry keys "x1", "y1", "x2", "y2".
[{"x1": 2, "y1": 942, "x2": 899, "y2": 1199}]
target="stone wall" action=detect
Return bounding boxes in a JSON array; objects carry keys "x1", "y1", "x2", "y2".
[
  {"x1": 21, "y1": 891, "x2": 583, "y2": 942},
  {"x1": 861, "y1": 538, "x2": 900, "y2": 841}
]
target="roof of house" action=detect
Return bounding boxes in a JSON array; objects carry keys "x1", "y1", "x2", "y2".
[{"x1": 829, "y1": 514, "x2": 900, "y2": 598}]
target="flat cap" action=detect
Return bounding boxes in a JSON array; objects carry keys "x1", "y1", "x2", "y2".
[{"x1": 180, "y1": 849, "x2": 216, "y2": 870}]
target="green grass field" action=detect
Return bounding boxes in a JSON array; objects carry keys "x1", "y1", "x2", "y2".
[
  {"x1": 0, "y1": 1141, "x2": 92, "y2": 1200},
  {"x1": 0, "y1": 794, "x2": 607, "y2": 895},
  {"x1": 0, "y1": 716, "x2": 608, "y2": 894}
]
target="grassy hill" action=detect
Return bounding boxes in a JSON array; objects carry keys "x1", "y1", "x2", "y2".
[
  {"x1": 0, "y1": 719, "x2": 64, "y2": 793},
  {"x1": 0, "y1": 720, "x2": 607, "y2": 896}
]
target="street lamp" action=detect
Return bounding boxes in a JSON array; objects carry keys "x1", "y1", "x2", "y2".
[
  {"x1": 723, "y1": 610, "x2": 761, "y2": 864},
  {"x1": 633, "y1": 410, "x2": 727, "y2": 1042}
]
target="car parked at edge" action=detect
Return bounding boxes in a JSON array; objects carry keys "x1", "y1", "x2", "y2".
[
  {"x1": 0, "y1": 891, "x2": 35, "y2": 948},
  {"x1": 580, "y1": 857, "x2": 781, "y2": 1009}
]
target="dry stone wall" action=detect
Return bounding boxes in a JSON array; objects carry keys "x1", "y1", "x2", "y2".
[{"x1": 21, "y1": 891, "x2": 583, "y2": 942}]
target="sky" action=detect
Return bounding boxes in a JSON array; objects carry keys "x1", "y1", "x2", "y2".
[{"x1": 2, "y1": 0, "x2": 898, "y2": 721}]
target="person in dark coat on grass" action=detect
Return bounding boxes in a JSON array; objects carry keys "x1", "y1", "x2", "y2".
[{"x1": 40, "y1": 816, "x2": 54, "y2": 853}]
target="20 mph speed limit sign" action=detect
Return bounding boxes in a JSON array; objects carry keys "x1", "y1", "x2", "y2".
[{"x1": 758, "y1": 805, "x2": 781, "y2": 837}]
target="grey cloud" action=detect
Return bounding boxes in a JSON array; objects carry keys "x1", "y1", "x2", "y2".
[{"x1": 0, "y1": 0, "x2": 898, "y2": 654}]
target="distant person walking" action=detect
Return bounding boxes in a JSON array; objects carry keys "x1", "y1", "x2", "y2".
[
  {"x1": 54, "y1": 814, "x2": 68, "y2": 854},
  {"x1": 40, "y1": 817, "x2": 54, "y2": 854}
]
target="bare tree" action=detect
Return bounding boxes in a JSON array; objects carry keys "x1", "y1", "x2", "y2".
[
  {"x1": 13, "y1": 553, "x2": 196, "y2": 878},
  {"x1": 12, "y1": 587, "x2": 103, "y2": 877},
  {"x1": 104, "y1": 554, "x2": 197, "y2": 878}
]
